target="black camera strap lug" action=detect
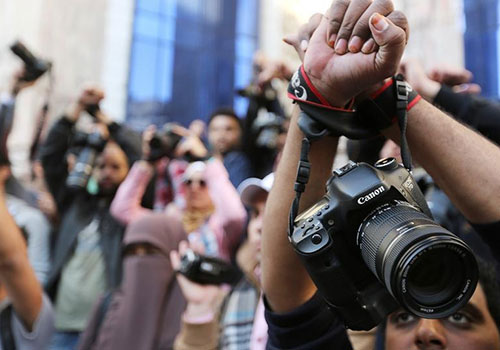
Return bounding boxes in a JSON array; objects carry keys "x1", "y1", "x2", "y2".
[{"x1": 289, "y1": 137, "x2": 313, "y2": 235}]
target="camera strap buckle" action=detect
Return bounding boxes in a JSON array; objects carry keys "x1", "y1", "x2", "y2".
[
  {"x1": 394, "y1": 74, "x2": 413, "y2": 172},
  {"x1": 395, "y1": 80, "x2": 408, "y2": 101},
  {"x1": 288, "y1": 137, "x2": 313, "y2": 236},
  {"x1": 295, "y1": 160, "x2": 311, "y2": 193},
  {"x1": 294, "y1": 138, "x2": 312, "y2": 193}
]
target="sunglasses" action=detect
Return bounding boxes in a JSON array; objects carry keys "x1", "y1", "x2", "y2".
[{"x1": 184, "y1": 179, "x2": 207, "y2": 188}]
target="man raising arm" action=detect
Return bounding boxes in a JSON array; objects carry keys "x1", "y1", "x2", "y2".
[{"x1": 262, "y1": 0, "x2": 500, "y2": 348}]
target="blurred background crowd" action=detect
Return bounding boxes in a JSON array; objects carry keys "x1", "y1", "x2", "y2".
[{"x1": 0, "y1": 0, "x2": 497, "y2": 349}]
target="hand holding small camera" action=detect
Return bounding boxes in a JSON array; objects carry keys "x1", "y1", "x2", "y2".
[{"x1": 170, "y1": 241, "x2": 228, "y2": 319}]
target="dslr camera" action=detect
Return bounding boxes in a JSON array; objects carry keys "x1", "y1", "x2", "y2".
[
  {"x1": 251, "y1": 111, "x2": 286, "y2": 149},
  {"x1": 10, "y1": 41, "x2": 52, "y2": 82},
  {"x1": 178, "y1": 249, "x2": 240, "y2": 286},
  {"x1": 148, "y1": 123, "x2": 184, "y2": 161},
  {"x1": 291, "y1": 157, "x2": 478, "y2": 330},
  {"x1": 66, "y1": 131, "x2": 108, "y2": 190}
]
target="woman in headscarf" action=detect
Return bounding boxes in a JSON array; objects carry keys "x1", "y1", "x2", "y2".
[
  {"x1": 109, "y1": 124, "x2": 246, "y2": 261},
  {"x1": 78, "y1": 212, "x2": 187, "y2": 350}
]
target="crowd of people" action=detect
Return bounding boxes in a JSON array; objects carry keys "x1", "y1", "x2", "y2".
[{"x1": 0, "y1": 0, "x2": 498, "y2": 349}]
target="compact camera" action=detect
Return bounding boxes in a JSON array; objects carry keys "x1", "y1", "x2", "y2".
[
  {"x1": 178, "y1": 249, "x2": 240, "y2": 286},
  {"x1": 290, "y1": 158, "x2": 478, "y2": 330}
]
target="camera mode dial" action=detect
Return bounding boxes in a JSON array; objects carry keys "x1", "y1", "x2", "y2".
[{"x1": 375, "y1": 157, "x2": 398, "y2": 171}]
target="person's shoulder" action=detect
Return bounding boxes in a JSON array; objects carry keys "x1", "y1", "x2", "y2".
[
  {"x1": 11, "y1": 293, "x2": 55, "y2": 348},
  {"x1": 471, "y1": 220, "x2": 500, "y2": 235},
  {"x1": 224, "y1": 150, "x2": 251, "y2": 163},
  {"x1": 470, "y1": 220, "x2": 500, "y2": 259},
  {"x1": 264, "y1": 293, "x2": 353, "y2": 350},
  {"x1": 129, "y1": 205, "x2": 184, "y2": 235}
]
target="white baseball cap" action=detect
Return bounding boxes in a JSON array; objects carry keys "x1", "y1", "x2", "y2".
[
  {"x1": 182, "y1": 161, "x2": 207, "y2": 182},
  {"x1": 237, "y1": 173, "x2": 274, "y2": 206}
]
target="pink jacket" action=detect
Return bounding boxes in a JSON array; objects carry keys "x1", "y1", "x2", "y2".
[{"x1": 110, "y1": 159, "x2": 247, "y2": 260}]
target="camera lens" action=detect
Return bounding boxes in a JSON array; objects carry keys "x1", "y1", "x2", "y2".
[
  {"x1": 358, "y1": 202, "x2": 478, "y2": 318},
  {"x1": 407, "y1": 248, "x2": 464, "y2": 307}
]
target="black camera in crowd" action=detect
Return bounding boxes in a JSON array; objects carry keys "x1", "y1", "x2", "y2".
[
  {"x1": 66, "y1": 131, "x2": 108, "y2": 191},
  {"x1": 10, "y1": 41, "x2": 52, "y2": 82},
  {"x1": 178, "y1": 249, "x2": 240, "y2": 286},
  {"x1": 148, "y1": 123, "x2": 184, "y2": 162},
  {"x1": 251, "y1": 111, "x2": 286, "y2": 150},
  {"x1": 291, "y1": 157, "x2": 478, "y2": 330}
]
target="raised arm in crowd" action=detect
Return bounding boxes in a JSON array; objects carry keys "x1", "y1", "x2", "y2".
[
  {"x1": 40, "y1": 87, "x2": 141, "y2": 211},
  {"x1": 38, "y1": 86, "x2": 143, "y2": 348},
  {"x1": 0, "y1": 166, "x2": 54, "y2": 348},
  {"x1": 262, "y1": 1, "x2": 500, "y2": 349},
  {"x1": 401, "y1": 58, "x2": 500, "y2": 145}
]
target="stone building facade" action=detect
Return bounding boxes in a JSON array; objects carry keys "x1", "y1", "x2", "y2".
[{"x1": 0, "y1": 0, "x2": 465, "y2": 178}]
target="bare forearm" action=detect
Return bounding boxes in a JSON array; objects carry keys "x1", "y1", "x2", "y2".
[
  {"x1": 384, "y1": 99, "x2": 500, "y2": 223},
  {"x1": 262, "y1": 108, "x2": 338, "y2": 312},
  {"x1": 0, "y1": 193, "x2": 42, "y2": 329},
  {"x1": 0, "y1": 195, "x2": 30, "y2": 265}
]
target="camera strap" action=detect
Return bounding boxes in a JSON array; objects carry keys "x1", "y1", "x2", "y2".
[
  {"x1": 288, "y1": 66, "x2": 380, "y2": 139},
  {"x1": 288, "y1": 136, "x2": 312, "y2": 235},
  {"x1": 394, "y1": 74, "x2": 413, "y2": 171},
  {"x1": 288, "y1": 73, "x2": 415, "y2": 234}
]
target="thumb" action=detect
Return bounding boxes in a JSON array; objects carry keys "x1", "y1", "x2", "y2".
[
  {"x1": 369, "y1": 13, "x2": 407, "y2": 78},
  {"x1": 169, "y1": 250, "x2": 181, "y2": 270}
]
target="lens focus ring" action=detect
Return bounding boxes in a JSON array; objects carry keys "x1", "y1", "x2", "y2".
[{"x1": 358, "y1": 202, "x2": 478, "y2": 318}]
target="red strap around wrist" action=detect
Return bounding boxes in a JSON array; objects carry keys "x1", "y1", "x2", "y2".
[
  {"x1": 371, "y1": 78, "x2": 422, "y2": 113},
  {"x1": 287, "y1": 65, "x2": 354, "y2": 113}
]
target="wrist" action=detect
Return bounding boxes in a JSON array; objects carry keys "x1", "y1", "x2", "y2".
[
  {"x1": 418, "y1": 80, "x2": 441, "y2": 102},
  {"x1": 357, "y1": 76, "x2": 422, "y2": 130},
  {"x1": 10, "y1": 85, "x2": 19, "y2": 97},
  {"x1": 184, "y1": 301, "x2": 216, "y2": 321},
  {"x1": 96, "y1": 110, "x2": 112, "y2": 125},
  {"x1": 288, "y1": 66, "x2": 354, "y2": 111},
  {"x1": 308, "y1": 75, "x2": 352, "y2": 108},
  {"x1": 65, "y1": 102, "x2": 84, "y2": 122}
]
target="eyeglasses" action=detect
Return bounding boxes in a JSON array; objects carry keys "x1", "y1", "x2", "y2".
[{"x1": 184, "y1": 179, "x2": 207, "y2": 188}]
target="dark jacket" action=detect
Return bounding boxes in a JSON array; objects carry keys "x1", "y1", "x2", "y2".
[
  {"x1": 434, "y1": 86, "x2": 500, "y2": 144},
  {"x1": 39, "y1": 116, "x2": 142, "y2": 298}
]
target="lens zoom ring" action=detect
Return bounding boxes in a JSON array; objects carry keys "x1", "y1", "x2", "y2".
[{"x1": 359, "y1": 204, "x2": 433, "y2": 277}]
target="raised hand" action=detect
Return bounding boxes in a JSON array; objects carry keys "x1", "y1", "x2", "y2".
[
  {"x1": 301, "y1": 0, "x2": 409, "y2": 106},
  {"x1": 10, "y1": 68, "x2": 37, "y2": 96},
  {"x1": 141, "y1": 125, "x2": 157, "y2": 160},
  {"x1": 78, "y1": 85, "x2": 105, "y2": 107},
  {"x1": 170, "y1": 241, "x2": 227, "y2": 318}
]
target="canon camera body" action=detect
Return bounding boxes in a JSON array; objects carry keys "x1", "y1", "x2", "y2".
[{"x1": 291, "y1": 158, "x2": 478, "y2": 330}]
